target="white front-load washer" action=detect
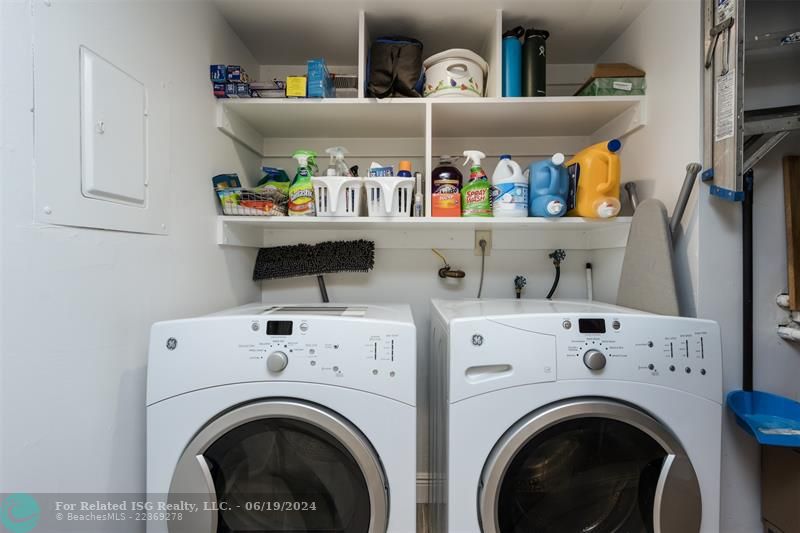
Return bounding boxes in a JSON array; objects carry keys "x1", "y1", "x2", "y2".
[
  {"x1": 429, "y1": 299, "x2": 722, "y2": 533},
  {"x1": 146, "y1": 303, "x2": 416, "y2": 533}
]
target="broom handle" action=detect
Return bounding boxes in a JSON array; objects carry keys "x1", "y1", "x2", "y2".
[{"x1": 317, "y1": 275, "x2": 330, "y2": 303}]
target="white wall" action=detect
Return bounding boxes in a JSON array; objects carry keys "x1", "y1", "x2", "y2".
[{"x1": 0, "y1": 0, "x2": 261, "y2": 495}]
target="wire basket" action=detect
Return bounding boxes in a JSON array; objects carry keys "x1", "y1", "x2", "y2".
[
  {"x1": 215, "y1": 187, "x2": 288, "y2": 216},
  {"x1": 363, "y1": 177, "x2": 415, "y2": 217}
]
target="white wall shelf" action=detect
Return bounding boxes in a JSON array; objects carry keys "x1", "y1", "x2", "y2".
[
  {"x1": 217, "y1": 96, "x2": 646, "y2": 157},
  {"x1": 216, "y1": 215, "x2": 632, "y2": 251}
]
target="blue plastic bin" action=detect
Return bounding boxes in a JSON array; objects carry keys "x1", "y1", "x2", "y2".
[{"x1": 727, "y1": 390, "x2": 800, "y2": 447}]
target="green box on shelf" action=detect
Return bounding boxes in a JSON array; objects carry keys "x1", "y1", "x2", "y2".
[{"x1": 577, "y1": 77, "x2": 646, "y2": 97}]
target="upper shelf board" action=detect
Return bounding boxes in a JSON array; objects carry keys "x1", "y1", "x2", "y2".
[
  {"x1": 430, "y1": 96, "x2": 645, "y2": 138},
  {"x1": 216, "y1": 97, "x2": 646, "y2": 156}
]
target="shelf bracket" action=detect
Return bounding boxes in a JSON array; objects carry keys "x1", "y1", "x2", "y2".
[
  {"x1": 744, "y1": 131, "x2": 791, "y2": 172},
  {"x1": 216, "y1": 103, "x2": 265, "y2": 157},
  {"x1": 217, "y1": 218, "x2": 267, "y2": 247},
  {"x1": 591, "y1": 98, "x2": 646, "y2": 143}
]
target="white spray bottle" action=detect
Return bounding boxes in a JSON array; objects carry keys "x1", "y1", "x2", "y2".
[{"x1": 324, "y1": 146, "x2": 353, "y2": 177}]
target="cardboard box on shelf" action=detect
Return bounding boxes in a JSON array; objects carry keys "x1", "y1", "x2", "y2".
[
  {"x1": 762, "y1": 446, "x2": 800, "y2": 533},
  {"x1": 575, "y1": 63, "x2": 646, "y2": 97}
]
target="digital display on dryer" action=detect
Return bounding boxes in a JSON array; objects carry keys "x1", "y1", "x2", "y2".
[
  {"x1": 579, "y1": 319, "x2": 606, "y2": 334},
  {"x1": 267, "y1": 321, "x2": 293, "y2": 336}
]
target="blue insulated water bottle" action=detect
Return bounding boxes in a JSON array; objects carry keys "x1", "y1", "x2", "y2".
[{"x1": 502, "y1": 27, "x2": 524, "y2": 97}]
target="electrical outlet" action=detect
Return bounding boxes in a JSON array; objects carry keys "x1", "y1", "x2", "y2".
[{"x1": 475, "y1": 230, "x2": 492, "y2": 256}]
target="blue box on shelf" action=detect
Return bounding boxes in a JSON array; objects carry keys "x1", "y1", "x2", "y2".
[
  {"x1": 307, "y1": 58, "x2": 335, "y2": 98},
  {"x1": 210, "y1": 64, "x2": 227, "y2": 83}
]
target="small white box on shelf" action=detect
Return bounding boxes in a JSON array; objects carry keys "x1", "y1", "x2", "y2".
[
  {"x1": 363, "y1": 177, "x2": 415, "y2": 217},
  {"x1": 311, "y1": 176, "x2": 363, "y2": 217}
]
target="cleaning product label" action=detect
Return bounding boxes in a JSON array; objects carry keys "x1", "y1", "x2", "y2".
[
  {"x1": 567, "y1": 163, "x2": 580, "y2": 211},
  {"x1": 432, "y1": 193, "x2": 461, "y2": 217},
  {"x1": 491, "y1": 182, "x2": 529, "y2": 211},
  {"x1": 462, "y1": 166, "x2": 492, "y2": 217},
  {"x1": 288, "y1": 167, "x2": 316, "y2": 216},
  {"x1": 462, "y1": 182, "x2": 492, "y2": 216}
]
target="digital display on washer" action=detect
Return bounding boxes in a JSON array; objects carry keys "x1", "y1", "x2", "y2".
[
  {"x1": 267, "y1": 321, "x2": 293, "y2": 336},
  {"x1": 579, "y1": 318, "x2": 606, "y2": 334}
]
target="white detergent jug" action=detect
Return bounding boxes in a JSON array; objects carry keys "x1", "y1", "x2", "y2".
[{"x1": 491, "y1": 155, "x2": 528, "y2": 217}]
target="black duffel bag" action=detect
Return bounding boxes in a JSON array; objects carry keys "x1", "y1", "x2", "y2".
[{"x1": 367, "y1": 36, "x2": 424, "y2": 98}]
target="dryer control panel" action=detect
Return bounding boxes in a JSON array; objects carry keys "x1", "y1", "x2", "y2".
[
  {"x1": 554, "y1": 314, "x2": 722, "y2": 403},
  {"x1": 147, "y1": 312, "x2": 416, "y2": 406},
  {"x1": 489, "y1": 313, "x2": 723, "y2": 404}
]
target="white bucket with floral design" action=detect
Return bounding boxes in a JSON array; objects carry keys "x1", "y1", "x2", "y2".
[{"x1": 423, "y1": 48, "x2": 488, "y2": 98}]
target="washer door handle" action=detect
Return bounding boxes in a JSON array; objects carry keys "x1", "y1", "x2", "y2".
[
  {"x1": 653, "y1": 454, "x2": 702, "y2": 533},
  {"x1": 168, "y1": 454, "x2": 218, "y2": 533}
]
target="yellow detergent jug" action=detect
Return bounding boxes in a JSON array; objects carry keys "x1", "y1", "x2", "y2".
[{"x1": 567, "y1": 139, "x2": 622, "y2": 218}]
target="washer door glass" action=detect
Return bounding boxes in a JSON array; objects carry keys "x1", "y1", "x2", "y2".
[
  {"x1": 496, "y1": 417, "x2": 665, "y2": 533},
  {"x1": 204, "y1": 417, "x2": 370, "y2": 533}
]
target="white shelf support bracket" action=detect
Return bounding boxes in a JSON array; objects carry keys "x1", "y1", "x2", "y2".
[
  {"x1": 216, "y1": 103, "x2": 266, "y2": 157},
  {"x1": 217, "y1": 218, "x2": 268, "y2": 247},
  {"x1": 591, "y1": 97, "x2": 647, "y2": 143}
]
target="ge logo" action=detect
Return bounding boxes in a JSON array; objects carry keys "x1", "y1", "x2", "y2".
[
  {"x1": 166, "y1": 338, "x2": 178, "y2": 350},
  {"x1": 471, "y1": 334, "x2": 484, "y2": 346}
]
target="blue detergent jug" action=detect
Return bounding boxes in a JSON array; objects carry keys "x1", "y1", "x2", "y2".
[{"x1": 527, "y1": 153, "x2": 569, "y2": 217}]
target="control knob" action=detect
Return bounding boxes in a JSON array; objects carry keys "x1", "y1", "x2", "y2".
[
  {"x1": 267, "y1": 351, "x2": 289, "y2": 373},
  {"x1": 583, "y1": 349, "x2": 607, "y2": 371}
]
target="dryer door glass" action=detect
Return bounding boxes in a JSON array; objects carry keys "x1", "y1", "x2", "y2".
[
  {"x1": 203, "y1": 417, "x2": 370, "y2": 532},
  {"x1": 495, "y1": 417, "x2": 665, "y2": 533},
  {"x1": 480, "y1": 400, "x2": 702, "y2": 533}
]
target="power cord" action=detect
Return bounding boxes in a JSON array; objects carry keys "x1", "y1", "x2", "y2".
[
  {"x1": 477, "y1": 239, "x2": 487, "y2": 298},
  {"x1": 546, "y1": 249, "x2": 566, "y2": 300}
]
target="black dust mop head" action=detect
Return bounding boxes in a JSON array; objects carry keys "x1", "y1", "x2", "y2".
[{"x1": 253, "y1": 240, "x2": 375, "y2": 281}]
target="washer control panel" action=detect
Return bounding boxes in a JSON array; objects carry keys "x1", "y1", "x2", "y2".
[
  {"x1": 554, "y1": 314, "x2": 722, "y2": 402},
  {"x1": 488, "y1": 312, "x2": 722, "y2": 403},
  {"x1": 148, "y1": 311, "x2": 416, "y2": 405},
  {"x1": 240, "y1": 318, "x2": 409, "y2": 384}
]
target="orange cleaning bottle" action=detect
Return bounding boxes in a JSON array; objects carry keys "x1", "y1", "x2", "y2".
[{"x1": 567, "y1": 139, "x2": 622, "y2": 218}]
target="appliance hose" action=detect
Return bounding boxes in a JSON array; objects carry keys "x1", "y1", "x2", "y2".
[{"x1": 477, "y1": 239, "x2": 487, "y2": 298}]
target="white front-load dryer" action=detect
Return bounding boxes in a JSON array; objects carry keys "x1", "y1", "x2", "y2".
[
  {"x1": 429, "y1": 299, "x2": 722, "y2": 533},
  {"x1": 146, "y1": 303, "x2": 416, "y2": 533}
]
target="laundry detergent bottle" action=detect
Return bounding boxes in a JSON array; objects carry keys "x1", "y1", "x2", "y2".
[
  {"x1": 527, "y1": 153, "x2": 569, "y2": 217},
  {"x1": 461, "y1": 150, "x2": 492, "y2": 217},
  {"x1": 289, "y1": 149, "x2": 317, "y2": 216},
  {"x1": 567, "y1": 139, "x2": 622, "y2": 218},
  {"x1": 431, "y1": 156, "x2": 463, "y2": 217},
  {"x1": 491, "y1": 155, "x2": 528, "y2": 217}
]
